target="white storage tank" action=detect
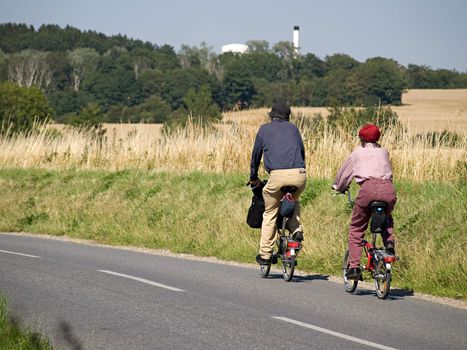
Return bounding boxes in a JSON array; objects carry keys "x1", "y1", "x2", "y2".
[{"x1": 221, "y1": 43, "x2": 248, "y2": 54}]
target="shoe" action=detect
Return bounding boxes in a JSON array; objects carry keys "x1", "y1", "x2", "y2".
[
  {"x1": 256, "y1": 254, "x2": 271, "y2": 265},
  {"x1": 345, "y1": 267, "x2": 361, "y2": 280},
  {"x1": 385, "y1": 241, "x2": 395, "y2": 255},
  {"x1": 292, "y1": 231, "x2": 304, "y2": 242},
  {"x1": 271, "y1": 253, "x2": 278, "y2": 264}
]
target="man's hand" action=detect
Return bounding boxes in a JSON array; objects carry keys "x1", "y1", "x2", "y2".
[{"x1": 250, "y1": 179, "x2": 261, "y2": 188}]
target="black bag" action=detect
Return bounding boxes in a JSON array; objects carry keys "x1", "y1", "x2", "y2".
[
  {"x1": 246, "y1": 194, "x2": 265, "y2": 228},
  {"x1": 370, "y1": 207, "x2": 388, "y2": 233},
  {"x1": 279, "y1": 192, "x2": 296, "y2": 218},
  {"x1": 246, "y1": 181, "x2": 266, "y2": 229}
]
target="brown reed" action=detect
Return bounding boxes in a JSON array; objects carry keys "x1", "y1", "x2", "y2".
[{"x1": 0, "y1": 111, "x2": 465, "y2": 182}]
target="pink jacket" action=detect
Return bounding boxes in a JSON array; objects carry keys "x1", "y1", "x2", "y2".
[{"x1": 333, "y1": 143, "x2": 393, "y2": 192}]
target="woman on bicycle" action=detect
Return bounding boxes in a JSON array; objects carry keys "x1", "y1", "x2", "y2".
[
  {"x1": 250, "y1": 102, "x2": 307, "y2": 265},
  {"x1": 332, "y1": 124, "x2": 397, "y2": 280}
]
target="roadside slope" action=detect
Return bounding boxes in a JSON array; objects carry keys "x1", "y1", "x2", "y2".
[{"x1": 0, "y1": 168, "x2": 465, "y2": 299}]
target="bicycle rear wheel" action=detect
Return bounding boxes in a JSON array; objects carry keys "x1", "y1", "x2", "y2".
[
  {"x1": 374, "y1": 263, "x2": 391, "y2": 299},
  {"x1": 259, "y1": 263, "x2": 271, "y2": 277},
  {"x1": 343, "y1": 250, "x2": 358, "y2": 293},
  {"x1": 282, "y1": 256, "x2": 295, "y2": 282}
]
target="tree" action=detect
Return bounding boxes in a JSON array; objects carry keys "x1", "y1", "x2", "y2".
[
  {"x1": 0, "y1": 81, "x2": 53, "y2": 133},
  {"x1": 406, "y1": 64, "x2": 433, "y2": 88},
  {"x1": 83, "y1": 47, "x2": 141, "y2": 109},
  {"x1": 325, "y1": 53, "x2": 359, "y2": 71},
  {"x1": 0, "y1": 50, "x2": 7, "y2": 81},
  {"x1": 355, "y1": 57, "x2": 407, "y2": 105},
  {"x1": 241, "y1": 52, "x2": 282, "y2": 82},
  {"x1": 183, "y1": 85, "x2": 221, "y2": 121},
  {"x1": 129, "y1": 47, "x2": 155, "y2": 79},
  {"x1": 46, "y1": 51, "x2": 71, "y2": 92},
  {"x1": 162, "y1": 67, "x2": 218, "y2": 110},
  {"x1": 320, "y1": 70, "x2": 354, "y2": 105},
  {"x1": 273, "y1": 41, "x2": 296, "y2": 61},
  {"x1": 273, "y1": 41, "x2": 297, "y2": 80},
  {"x1": 246, "y1": 40, "x2": 270, "y2": 53},
  {"x1": 47, "y1": 90, "x2": 94, "y2": 119},
  {"x1": 296, "y1": 53, "x2": 326, "y2": 79},
  {"x1": 137, "y1": 68, "x2": 164, "y2": 100},
  {"x1": 0, "y1": 23, "x2": 35, "y2": 53},
  {"x1": 7, "y1": 49, "x2": 53, "y2": 89},
  {"x1": 220, "y1": 68, "x2": 256, "y2": 109},
  {"x1": 107, "y1": 95, "x2": 171, "y2": 123},
  {"x1": 67, "y1": 102, "x2": 104, "y2": 129},
  {"x1": 153, "y1": 45, "x2": 180, "y2": 71},
  {"x1": 68, "y1": 48, "x2": 100, "y2": 92}
]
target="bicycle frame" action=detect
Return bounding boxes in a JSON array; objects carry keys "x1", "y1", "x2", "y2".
[{"x1": 362, "y1": 236, "x2": 397, "y2": 273}]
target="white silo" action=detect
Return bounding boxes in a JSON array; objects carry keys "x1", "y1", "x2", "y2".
[{"x1": 293, "y1": 26, "x2": 300, "y2": 54}]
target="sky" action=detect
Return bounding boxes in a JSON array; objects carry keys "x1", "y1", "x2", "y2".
[{"x1": 1, "y1": 0, "x2": 466, "y2": 72}]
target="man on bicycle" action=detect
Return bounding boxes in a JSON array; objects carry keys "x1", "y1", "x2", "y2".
[
  {"x1": 249, "y1": 102, "x2": 307, "y2": 265},
  {"x1": 332, "y1": 124, "x2": 397, "y2": 280}
]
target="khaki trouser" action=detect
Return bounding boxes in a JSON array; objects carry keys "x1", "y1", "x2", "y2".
[{"x1": 259, "y1": 168, "x2": 307, "y2": 259}]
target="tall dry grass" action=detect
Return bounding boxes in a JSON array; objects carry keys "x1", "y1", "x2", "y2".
[{"x1": 0, "y1": 111, "x2": 465, "y2": 182}]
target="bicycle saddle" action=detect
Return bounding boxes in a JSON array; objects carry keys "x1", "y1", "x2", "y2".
[
  {"x1": 280, "y1": 186, "x2": 297, "y2": 194},
  {"x1": 369, "y1": 201, "x2": 388, "y2": 209}
]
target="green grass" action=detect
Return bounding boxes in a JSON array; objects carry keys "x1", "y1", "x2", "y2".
[
  {"x1": 0, "y1": 297, "x2": 52, "y2": 350},
  {"x1": 0, "y1": 168, "x2": 465, "y2": 299}
]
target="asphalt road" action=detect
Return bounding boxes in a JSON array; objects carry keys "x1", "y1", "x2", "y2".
[{"x1": 0, "y1": 233, "x2": 466, "y2": 350}]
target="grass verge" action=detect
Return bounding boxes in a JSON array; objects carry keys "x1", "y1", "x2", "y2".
[
  {"x1": 0, "y1": 297, "x2": 52, "y2": 350},
  {"x1": 0, "y1": 168, "x2": 465, "y2": 299}
]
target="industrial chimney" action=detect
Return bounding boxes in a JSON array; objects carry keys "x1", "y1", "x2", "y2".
[{"x1": 293, "y1": 26, "x2": 300, "y2": 55}]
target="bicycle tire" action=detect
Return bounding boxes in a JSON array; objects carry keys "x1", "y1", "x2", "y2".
[
  {"x1": 259, "y1": 263, "x2": 271, "y2": 278},
  {"x1": 282, "y1": 256, "x2": 295, "y2": 282},
  {"x1": 374, "y1": 265, "x2": 391, "y2": 299},
  {"x1": 343, "y1": 250, "x2": 358, "y2": 293}
]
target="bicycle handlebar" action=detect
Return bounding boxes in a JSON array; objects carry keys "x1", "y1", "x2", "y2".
[{"x1": 333, "y1": 188, "x2": 354, "y2": 207}]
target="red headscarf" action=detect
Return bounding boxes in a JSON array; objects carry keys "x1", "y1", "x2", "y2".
[{"x1": 358, "y1": 124, "x2": 381, "y2": 142}]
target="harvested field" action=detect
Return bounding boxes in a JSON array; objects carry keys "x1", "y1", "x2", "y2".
[
  {"x1": 392, "y1": 89, "x2": 467, "y2": 134},
  {"x1": 224, "y1": 89, "x2": 467, "y2": 135}
]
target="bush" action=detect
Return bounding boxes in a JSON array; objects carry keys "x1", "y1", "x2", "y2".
[
  {"x1": 66, "y1": 103, "x2": 106, "y2": 140},
  {"x1": 0, "y1": 82, "x2": 53, "y2": 135},
  {"x1": 327, "y1": 105, "x2": 401, "y2": 135},
  {"x1": 164, "y1": 85, "x2": 221, "y2": 129},
  {"x1": 413, "y1": 130, "x2": 463, "y2": 148}
]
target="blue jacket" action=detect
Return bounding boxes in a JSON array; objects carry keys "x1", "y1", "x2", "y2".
[{"x1": 250, "y1": 119, "x2": 305, "y2": 180}]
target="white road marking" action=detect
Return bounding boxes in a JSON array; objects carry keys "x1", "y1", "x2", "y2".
[
  {"x1": 97, "y1": 270, "x2": 185, "y2": 292},
  {"x1": 0, "y1": 249, "x2": 41, "y2": 258},
  {"x1": 272, "y1": 316, "x2": 398, "y2": 350}
]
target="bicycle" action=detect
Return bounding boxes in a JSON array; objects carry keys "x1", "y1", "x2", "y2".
[
  {"x1": 339, "y1": 190, "x2": 398, "y2": 299},
  {"x1": 259, "y1": 186, "x2": 302, "y2": 282}
]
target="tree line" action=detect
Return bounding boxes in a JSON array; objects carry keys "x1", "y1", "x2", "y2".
[{"x1": 1, "y1": 23, "x2": 466, "y2": 129}]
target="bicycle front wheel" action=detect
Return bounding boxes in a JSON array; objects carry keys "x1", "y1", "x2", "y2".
[
  {"x1": 343, "y1": 250, "x2": 358, "y2": 293},
  {"x1": 282, "y1": 256, "x2": 295, "y2": 282},
  {"x1": 374, "y1": 264, "x2": 391, "y2": 299}
]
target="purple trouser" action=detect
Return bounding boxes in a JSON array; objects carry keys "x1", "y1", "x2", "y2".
[{"x1": 348, "y1": 178, "x2": 397, "y2": 268}]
